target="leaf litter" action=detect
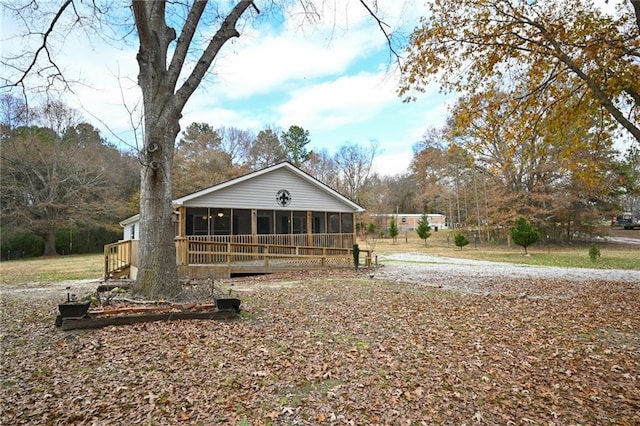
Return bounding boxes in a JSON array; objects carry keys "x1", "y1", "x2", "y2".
[{"x1": 1, "y1": 266, "x2": 638, "y2": 425}]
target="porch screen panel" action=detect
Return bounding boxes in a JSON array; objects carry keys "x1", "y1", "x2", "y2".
[
  {"x1": 213, "y1": 208, "x2": 231, "y2": 235},
  {"x1": 292, "y1": 211, "x2": 307, "y2": 234},
  {"x1": 276, "y1": 211, "x2": 291, "y2": 234},
  {"x1": 234, "y1": 209, "x2": 251, "y2": 235},
  {"x1": 341, "y1": 213, "x2": 354, "y2": 233},
  {"x1": 328, "y1": 212, "x2": 340, "y2": 233},
  {"x1": 186, "y1": 208, "x2": 209, "y2": 235},
  {"x1": 312, "y1": 212, "x2": 325, "y2": 233},
  {"x1": 257, "y1": 210, "x2": 274, "y2": 234}
]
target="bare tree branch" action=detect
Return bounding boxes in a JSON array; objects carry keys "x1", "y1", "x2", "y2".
[
  {"x1": 173, "y1": 0, "x2": 256, "y2": 110},
  {"x1": 358, "y1": 0, "x2": 402, "y2": 68},
  {"x1": 7, "y1": 0, "x2": 74, "y2": 91}
]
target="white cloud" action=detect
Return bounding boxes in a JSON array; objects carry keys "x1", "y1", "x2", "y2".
[
  {"x1": 372, "y1": 150, "x2": 414, "y2": 176},
  {"x1": 276, "y1": 70, "x2": 398, "y2": 130},
  {"x1": 208, "y1": 23, "x2": 383, "y2": 100}
]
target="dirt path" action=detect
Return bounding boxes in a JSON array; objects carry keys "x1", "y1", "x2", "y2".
[{"x1": 0, "y1": 279, "x2": 101, "y2": 301}]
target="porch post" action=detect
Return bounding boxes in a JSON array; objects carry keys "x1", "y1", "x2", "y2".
[
  {"x1": 306, "y1": 211, "x2": 312, "y2": 246},
  {"x1": 177, "y1": 206, "x2": 186, "y2": 237},
  {"x1": 251, "y1": 209, "x2": 258, "y2": 257},
  {"x1": 251, "y1": 209, "x2": 257, "y2": 244}
]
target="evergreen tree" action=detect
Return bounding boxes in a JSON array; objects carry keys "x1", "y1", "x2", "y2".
[
  {"x1": 389, "y1": 217, "x2": 399, "y2": 243},
  {"x1": 510, "y1": 217, "x2": 540, "y2": 255},
  {"x1": 281, "y1": 125, "x2": 312, "y2": 167},
  {"x1": 415, "y1": 213, "x2": 432, "y2": 247},
  {"x1": 454, "y1": 233, "x2": 469, "y2": 250}
]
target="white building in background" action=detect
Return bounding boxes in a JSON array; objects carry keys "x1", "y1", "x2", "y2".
[{"x1": 372, "y1": 213, "x2": 448, "y2": 232}]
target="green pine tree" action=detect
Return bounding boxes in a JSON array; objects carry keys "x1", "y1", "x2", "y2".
[
  {"x1": 389, "y1": 217, "x2": 399, "y2": 243},
  {"x1": 454, "y1": 233, "x2": 469, "y2": 250},
  {"x1": 510, "y1": 217, "x2": 540, "y2": 255},
  {"x1": 415, "y1": 213, "x2": 432, "y2": 247}
]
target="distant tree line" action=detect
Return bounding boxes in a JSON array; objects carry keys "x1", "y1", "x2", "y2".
[{"x1": 1, "y1": 97, "x2": 140, "y2": 258}]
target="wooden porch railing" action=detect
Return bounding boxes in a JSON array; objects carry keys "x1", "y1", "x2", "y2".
[
  {"x1": 177, "y1": 239, "x2": 371, "y2": 268},
  {"x1": 104, "y1": 240, "x2": 138, "y2": 279},
  {"x1": 105, "y1": 233, "x2": 369, "y2": 279}
]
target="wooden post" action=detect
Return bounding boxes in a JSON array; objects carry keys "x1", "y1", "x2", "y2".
[
  {"x1": 104, "y1": 245, "x2": 110, "y2": 279},
  {"x1": 174, "y1": 237, "x2": 188, "y2": 266},
  {"x1": 307, "y1": 211, "x2": 312, "y2": 246}
]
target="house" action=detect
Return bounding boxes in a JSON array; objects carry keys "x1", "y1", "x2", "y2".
[
  {"x1": 372, "y1": 213, "x2": 447, "y2": 233},
  {"x1": 106, "y1": 162, "x2": 368, "y2": 279}
]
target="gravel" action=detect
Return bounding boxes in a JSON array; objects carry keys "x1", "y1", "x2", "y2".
[{"x1": 373, "y1": 252, "x2": 640, "y2": 296}]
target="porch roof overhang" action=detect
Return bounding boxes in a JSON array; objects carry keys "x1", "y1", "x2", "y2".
[{"x1": 119, "y1": 214, "x2": 140, "y2": 227}]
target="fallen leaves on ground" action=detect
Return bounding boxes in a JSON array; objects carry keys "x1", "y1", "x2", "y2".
[{"x1": 1, "y1": 269, "x2": 638, "y2": 425}]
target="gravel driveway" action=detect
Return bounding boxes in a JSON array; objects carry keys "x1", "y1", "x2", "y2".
[{"x1": 374, "y1": 252, "x2": 640, "y2": 297}]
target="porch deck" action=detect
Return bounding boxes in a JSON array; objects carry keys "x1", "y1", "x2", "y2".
[{"x1": 104, "y1": 233, "x2": 371, "y2": 280}]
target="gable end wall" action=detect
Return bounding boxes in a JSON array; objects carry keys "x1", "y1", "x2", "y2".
[{"x1": 182, "y1": 168, "x2": 352, "y2": 212}]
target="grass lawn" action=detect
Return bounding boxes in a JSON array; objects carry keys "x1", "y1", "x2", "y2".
[{"x1": 0, "y1": 254, "x2": 105, "y2": 286}]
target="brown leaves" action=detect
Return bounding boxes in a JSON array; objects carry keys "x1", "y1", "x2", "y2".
[{"x1": 1, "y1": 270, "x2": 639, "y2": 424}]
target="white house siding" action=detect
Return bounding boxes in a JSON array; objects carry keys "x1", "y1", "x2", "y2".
[
  {"x1": 119, "y1": 214, "x2": 140, "y2": 240},
  {"x1": 181, "y1": 167, "x2": 351, "y2": 212}
]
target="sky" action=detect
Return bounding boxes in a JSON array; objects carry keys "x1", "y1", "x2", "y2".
[{"x1": 0, "y1": 0, "x2": 452, "y2": 177}]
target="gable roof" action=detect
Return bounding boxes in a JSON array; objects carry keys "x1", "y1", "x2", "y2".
[{"x1": 172, "y1": 161, "x2": 365, "y2": 212}]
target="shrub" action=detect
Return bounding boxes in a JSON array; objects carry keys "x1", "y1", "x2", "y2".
[
  {"x1": 454, "y1": 233, "x2": 469, "y2": 250},
  {"x1": 352, "y1": 243, "x2": 360, "y2": 269},
  {"x1": 588, "y1": 244, "x2": 601, "y2": 262},
  {"x1": 510, "y1": 217, "x2": 540, "y2": 255}
]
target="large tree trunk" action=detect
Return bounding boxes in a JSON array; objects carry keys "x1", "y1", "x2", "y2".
[
  {"x1": 134, "y1": 119, "x2": 181, "y2": 299},
  {"x1": 130, "y1": 2, "x2": 181, "y2": 300},
  {"x1": 42, "y1": 230, "x2": 58, "y2": 256}
]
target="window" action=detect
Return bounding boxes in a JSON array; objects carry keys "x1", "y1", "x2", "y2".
[
  {"x1": 130, "y1": 224, "x2": 136, "y2": 240},
  {"x1": 212, "y1": 209, "x2": 230, "y2": 235},
  {"x1": 328, "y1": 212, "x2": 340, "y2": 233},
  {"x1": 233, "y1": 209, "x2": 251, "y2": 235},
  {"x1": 341, "y1": 213, "x2": 353, "y2": 234},
  {"x1": 187, "y1": 207, "x2": 209, "y2": 235}
]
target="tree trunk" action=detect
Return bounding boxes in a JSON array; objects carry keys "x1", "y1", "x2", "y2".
[
  {"x1": 42, "y1": 230, "x2": 58, "y2": 256},
  {"x1": 133, "y1": 119, "x2": 181, "y2": 300}
]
